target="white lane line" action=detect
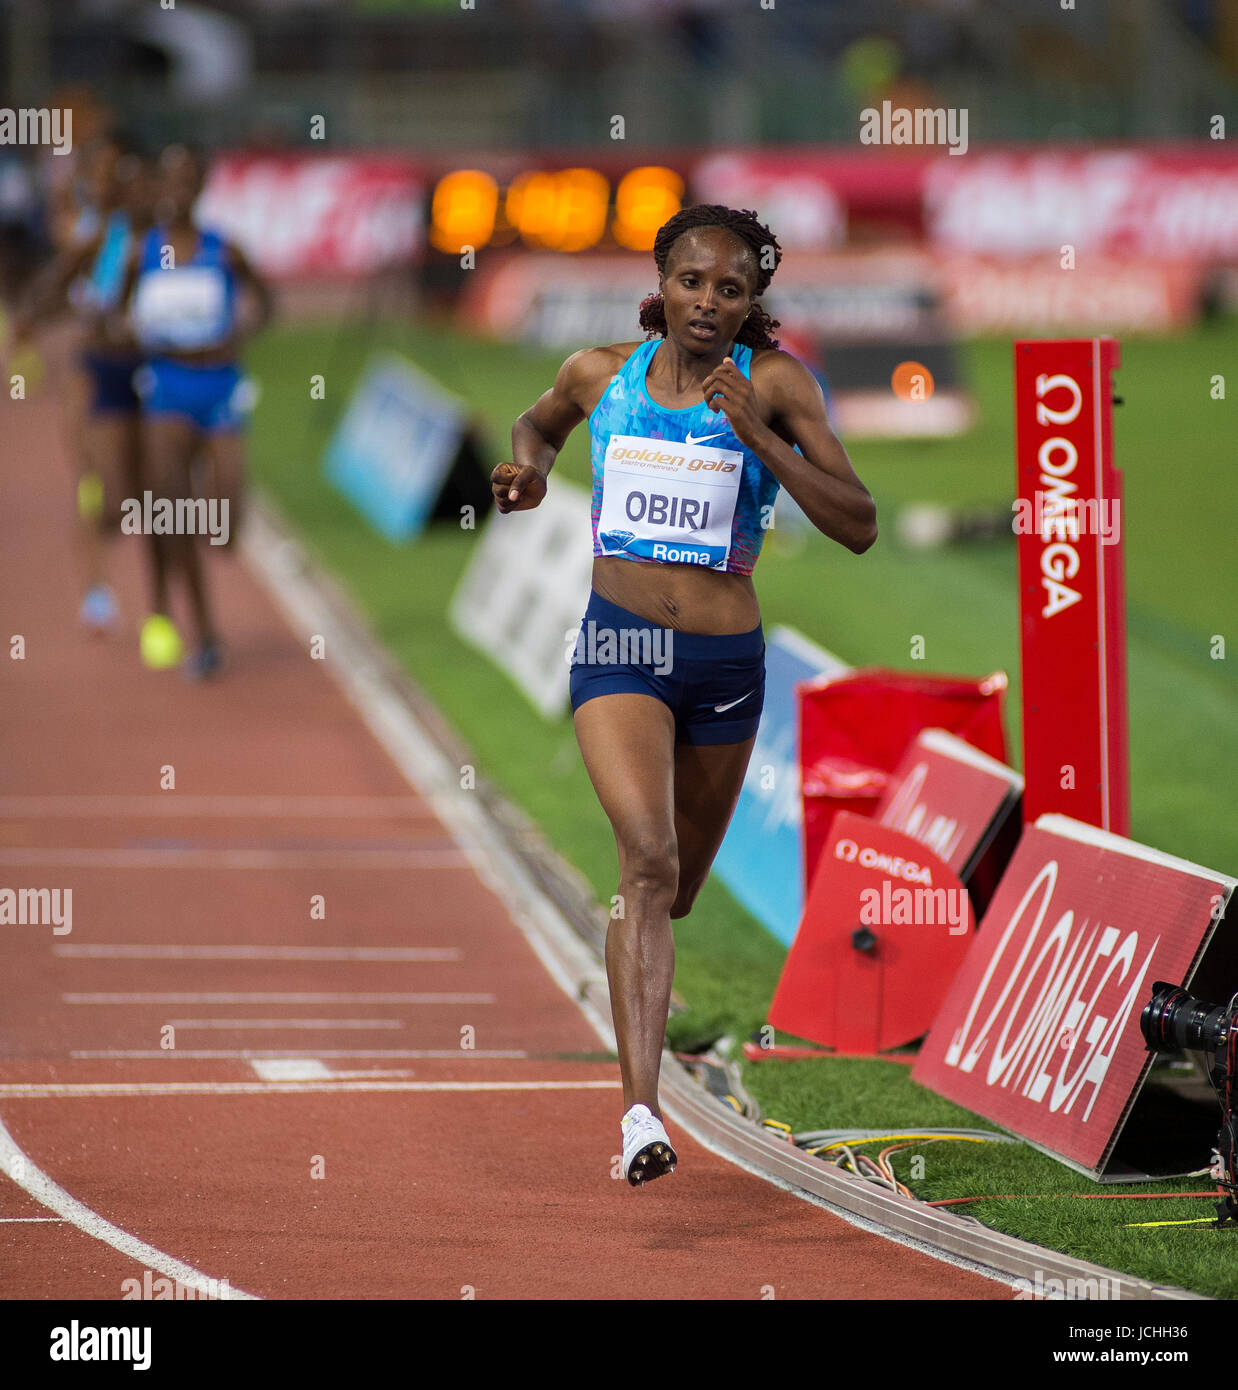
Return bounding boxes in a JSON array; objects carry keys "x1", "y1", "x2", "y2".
[
  {"x1": 0, "y1": 1081, "x2": 622, "y2": 1097},
  {"x1": 162, "y1": 1019, "x2": 405, "y2": 1030},
  {"x1": 55, "y1": 946, "x2": 460, "y2": 961},
  {"x1": 64, "y1": 992, "x2": 493, "y2": 1004},
  {"x1": 0, "y1": 1113, "x2": 259, "y2": 1298},
  {"x1": 0, "y1": 848, "x2": 468, "y2": 869},
  {"x1": 0, "y1": 1216, "x2": 66, "y2": 1222},
  {"x1": 0, "y1": 795, "x2": 435, "y2": 818},
  {"x1": 70, "y1": 1050, "x2": 526, "y2": 1060},
  {"x1": 321, "y1": 1070, "x2": 415, "y2": 1079},
  {"x1": 250, "y1": 1060, "x2": 331, "y2": 1081}
]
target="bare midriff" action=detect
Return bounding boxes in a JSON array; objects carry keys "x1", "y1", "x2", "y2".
[{"x1": 590, "y1": 555, "x2": 760, "y2": 634}]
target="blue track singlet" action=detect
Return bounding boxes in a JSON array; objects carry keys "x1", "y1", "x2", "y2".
[
  {"x1": 73, "y1": 211, "x2": 142, "y2": 413},
  {"x1": 587, "y1": 339, "x2": 781, "y2": 577},
  {"x1": 130, "y1": 225, "x2": 237, "y2": 354},
  {"x1": 129, "y1": 226, "x2": 251, "y2": 433},
  {"x1": 84, "y1": 210, "x2": 133, "y2": 312}
]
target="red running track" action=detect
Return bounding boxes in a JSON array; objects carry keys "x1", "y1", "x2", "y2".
[{"x1": 0, "y1": 342, "x2": 1008, "y2": 1301}]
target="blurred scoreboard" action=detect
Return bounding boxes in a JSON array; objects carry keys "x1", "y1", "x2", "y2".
[
  {"x1": 199, "y1": 144, "x2": 1236, "y2": 342},
  {"x1": 427, "y1": 165, "x2": 684, "y2": 255}
]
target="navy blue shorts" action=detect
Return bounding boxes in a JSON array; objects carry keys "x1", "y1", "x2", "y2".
[
  {"x1": 568, "y1": 589, "x2": 765, "y2": 746},
  {"x1": 136, "y1": 358, "x2": 252, "y2": 434},
  {"x1": 81, "y1": 351, "x2": 141, "y2": 415}
]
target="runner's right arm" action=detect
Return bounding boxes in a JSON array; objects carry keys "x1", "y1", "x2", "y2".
[
  {"x1": 494, "y1": 346, "x2": 598, "y2": 514},
  {"x1": 102, "y1": 244, "x2": 143, "y2": 352},
  {"x1": 5, "y1": 230, "x2": 100, "y2": 343}
]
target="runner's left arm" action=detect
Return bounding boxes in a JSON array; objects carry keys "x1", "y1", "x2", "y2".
[
  {"x1": 702, "y1": 352, "x2": 877, "y2": 554},
  {"x1": 6, "y1": 231, "x2": 99, "y2": 343},
  {"x1": 226, "y1": 242, "x2": 275, "y2": 348},
  {"x1": 99, "y1": 244, "x2": 144, "y2": 353}
]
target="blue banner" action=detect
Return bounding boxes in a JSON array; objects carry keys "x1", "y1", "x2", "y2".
[
  {"x1": 714, "y1": 627, "x2": 850, "y2": 947},
  {"x1": 325, "y1": 354, "x2": 466, "y2": 543},
  {"x1": 597, "y1": 529, "x2": 729, "y2": 569}
]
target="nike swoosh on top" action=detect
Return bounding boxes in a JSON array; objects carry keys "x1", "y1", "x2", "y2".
[
  {"x1": 684, "y1": 431, "x2": 726, "y2": 445},
  {"x1": 714, "y1": 690, "x2": 755, "y2": 713}
]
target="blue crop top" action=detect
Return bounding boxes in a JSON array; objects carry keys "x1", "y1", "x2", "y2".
[{"x1": 587, "y1": 339, "x2": 781, "y2": 576}]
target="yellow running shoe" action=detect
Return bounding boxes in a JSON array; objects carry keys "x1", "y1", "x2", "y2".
[
  {"x1": 77, "y1": 472, "x2": 104, "y2": 523},
  {"x1": 140, "y1": 614, "x2": 184, "y2": 670}
]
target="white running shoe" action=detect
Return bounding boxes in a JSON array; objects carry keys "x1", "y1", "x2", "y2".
[{"x1": 621, "y1": 1103, "x2": 677, "y2": 1187}]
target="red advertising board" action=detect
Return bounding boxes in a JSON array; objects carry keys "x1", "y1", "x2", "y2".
[
  {"x1": 924, "y1": 148, "x2": 1238, "y2": 262},
  {"x1": 197, "y1": 154, "x2": 426, "y2": 278},
  {"x1": 912, "y1": 816, "x2": 1236, "y2": 1178},
  {"x1": 768, "y1": 730, "x2": 1021, "y2": 1053},
  {"x1": 192, "y1": 143, "x2": 1238, "y2": 291},
  {"x1": 1014, "y1": 339, "x2": 1129, "y2": 834},
  {"x1": 797, "y1": 668, "x2": 1008, "y2": 899},
  {"x1": 462, "y1": 247, "x2": 1202, "y2": 342},
  {"x1": 877, "y1": 727, "x2": 1022, "y2": 881},
  {"x1": 692, "y1": 146, "x2": 1238, "y2": 262},
  {"x1": 936, "y1": 255, "x2": 1202, "y2": 335},
  {"x1": 768, "y1": 811, "x2": 974, "y2": 1053}
]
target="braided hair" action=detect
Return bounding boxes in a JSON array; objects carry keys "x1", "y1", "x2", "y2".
[{"x1": 638, "y1": 204, "x2": 783, "y2": 350}]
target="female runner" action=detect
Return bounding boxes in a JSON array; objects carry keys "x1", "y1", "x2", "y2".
[
  {"x1": 118, "y1": 144, "x2": 273, "y2": 678},
  {"x1": 6, "y1": 138, "x2": 155, "y2": 636},
  {"x1": 492, "y1": 204, "x2": 877, "y2": 1185}
]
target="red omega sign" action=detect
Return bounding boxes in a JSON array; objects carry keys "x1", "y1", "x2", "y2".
[{"x1": 1012, "y1": 339, "x2": 1129, "y2": 836}]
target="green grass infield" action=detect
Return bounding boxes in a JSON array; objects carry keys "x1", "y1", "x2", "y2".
[{"x1": 247, "y1": 313, "x2": 1238, "y2": 1297}]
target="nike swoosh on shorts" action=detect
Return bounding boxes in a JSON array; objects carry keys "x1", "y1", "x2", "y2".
[{"x1": 714, "y1": 690, "x2": 755, "y2": 713}]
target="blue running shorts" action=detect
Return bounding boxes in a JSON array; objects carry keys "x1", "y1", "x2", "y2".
[
  {"x1": 568, "y1": 589, "x2": 765, "y2": 746},
  {"x1": 81, "y1": 351, "x2": 142, "y2": 415},
  {"x1": 137, "y1": 357, "x2": 252, "y2": 434}
]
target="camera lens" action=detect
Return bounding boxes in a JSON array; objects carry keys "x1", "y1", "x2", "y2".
[{"x1": 1141, "y1": 980, "x2": 1231, "y2": 1053}]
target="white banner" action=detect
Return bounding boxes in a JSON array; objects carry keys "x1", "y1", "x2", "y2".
[{"x1": 450, "y1": 482, "x2": 595, "y2": 720}]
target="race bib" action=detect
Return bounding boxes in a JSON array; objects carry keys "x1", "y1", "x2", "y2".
[
  {"x1": 131, "y1": 267, "x2": 229, "y2": 351},
  {"x1": 596, "y1": 433, "x2": 742, "y2": 570}
]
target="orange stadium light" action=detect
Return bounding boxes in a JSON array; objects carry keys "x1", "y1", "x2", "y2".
[
  {"x1": 506, "y1": 168, "x2": 610, "y2": 252},
  {"x1": 503, "y1": 169, "x2": 558, "y2": 246},
  {"x1": 551, "y1": 168, "x2": 611, "y2": 252},
  {"x1": 611, "y1": 166, "x2": 684, "y2": 251},
  {"x1": 429, "y1": 169, "x2": 500, "y2": 254}
]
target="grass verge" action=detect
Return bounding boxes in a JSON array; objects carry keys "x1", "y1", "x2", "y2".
[{"x1": 246, "y1": 313, "x2": 1238, "y2": 1296}]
